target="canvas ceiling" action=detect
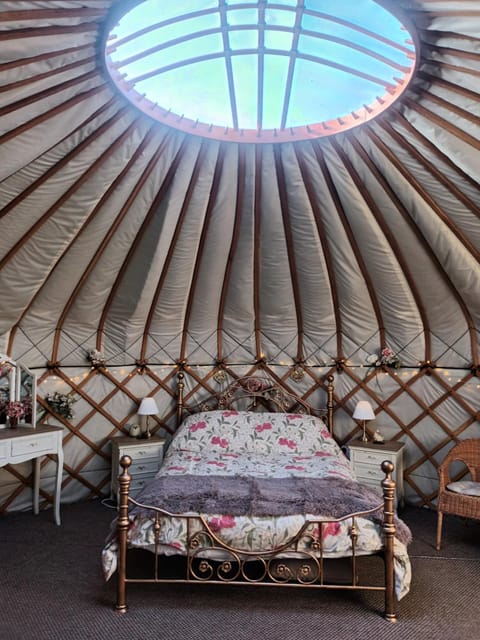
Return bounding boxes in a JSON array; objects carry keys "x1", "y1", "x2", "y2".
[{"x1": 0, "y1": 1, "x2": 479, "y2": 512}]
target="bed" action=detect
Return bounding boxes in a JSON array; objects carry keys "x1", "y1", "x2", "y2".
[{"x1": 102, "y1": 373, "x2": 411, "y2": 620}]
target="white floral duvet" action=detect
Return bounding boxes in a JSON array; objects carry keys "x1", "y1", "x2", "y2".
[{"x1": 102, "y1": 410, "x2": 411, "y2": 598}]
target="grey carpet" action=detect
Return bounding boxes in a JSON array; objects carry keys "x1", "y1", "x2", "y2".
[{"x1": 0, "y1": 501, "x2": 479, "y2": 640}]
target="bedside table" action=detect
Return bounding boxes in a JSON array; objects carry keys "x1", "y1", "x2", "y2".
[
  {"x1": 110, "y1": 436, "x2": 165, "y2": 500},
  {"x1": 347, "y1": 439, "x2": 406, "y2": 509}
]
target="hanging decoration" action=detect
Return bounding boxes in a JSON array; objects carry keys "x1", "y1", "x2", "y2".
[
  {"x1": 87, "y1": 348, "x2": 106, "y2": 368},
  {"x1": 290, "y1": 364, "x2": 305, "y2": 382},
  {"x1": 366, "y1": 348, "x2": 401, "y2": 370}
]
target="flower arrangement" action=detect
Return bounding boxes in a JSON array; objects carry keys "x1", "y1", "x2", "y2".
[
  {"x1": 44, "y1": 391, "x2": 78, "y2": 420},
  {"x1": 379, "y1": 347, "x2": 401, "y2": 368},
  {"x1": 6, "y1": 400, "x2": 25, "y2": 419},
  {"x1": 367, "y1": 347, "x2": 401, "y2": 369},
  {"x1": 87, "y1": 348, "x2": 105, "y2": 368},
  {"x1": 5, "y1": 400, "x2": 25, "y2": 427},
  {"x1": 367, "y1": 347, "x2": 402, "y2": 369}
]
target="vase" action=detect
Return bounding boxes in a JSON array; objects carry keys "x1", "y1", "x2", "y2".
[{"x1": 9, "y1": 416, "x2": 18, "y2": 428}]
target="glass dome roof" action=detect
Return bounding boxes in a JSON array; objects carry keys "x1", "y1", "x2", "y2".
[{"x1": 104, "y1": 0, "x2": 418, "y2": 142}]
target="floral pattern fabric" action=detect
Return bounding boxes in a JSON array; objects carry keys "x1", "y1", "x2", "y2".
[
  {"x1": 169, "y1": 410, "x2": 340, "y2": 457},
  {"x1": 102, "y1": 411, "x2": 411, "y2": 599}
]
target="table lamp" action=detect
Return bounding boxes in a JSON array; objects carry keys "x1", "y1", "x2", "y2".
[
  {"x1": 353, "y1": 400, "x2": 375, "y2": 442},
  {"x1": 137, "y1": 397, "x2": 158, "y2": 439}
]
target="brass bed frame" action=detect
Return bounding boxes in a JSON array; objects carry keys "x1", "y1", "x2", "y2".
[{"x1": 115, "y1": 374, "x2": 398, "y2": 621}]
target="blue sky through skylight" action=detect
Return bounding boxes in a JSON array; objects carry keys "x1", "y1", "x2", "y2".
[{"x1": 106, "y1": 0, "x2": 416, "y2": 137}]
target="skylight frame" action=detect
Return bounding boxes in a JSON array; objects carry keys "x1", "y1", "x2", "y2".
[{"x1": 102, "y1": 0, "x2": 419, "y2": 143}]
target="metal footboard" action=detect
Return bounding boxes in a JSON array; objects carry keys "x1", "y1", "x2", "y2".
[{"x1": 115, "y1": 456, "x2": 397, "y2": 621}]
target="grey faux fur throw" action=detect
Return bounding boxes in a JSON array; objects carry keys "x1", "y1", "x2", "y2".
[{"x1": 133, "y1": 474, "x2": 412, "y2": 545}]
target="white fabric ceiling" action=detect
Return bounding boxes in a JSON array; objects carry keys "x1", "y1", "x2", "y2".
[{"x1": 0, "y1": 0, "x2": 479, "y2": 372}]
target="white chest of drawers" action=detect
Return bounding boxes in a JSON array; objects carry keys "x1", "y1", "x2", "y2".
[
  {"x1": 347, "y1": 438, "x2": 406, "y2": 509},
  {"x1": 0, "y1": 425, "x2": 64, "y2": 524},
  {"x1": 110, "y1": 436, "x2": 166, "y2": 500}
]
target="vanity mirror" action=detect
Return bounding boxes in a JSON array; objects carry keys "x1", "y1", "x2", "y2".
[
  {"x1": 16, "y1": 363, "x2": 37, "y2": 426},
  {"x1": 0, "y1": 355, "x2": 37, "y2": 428},
  {"x1": 0, "y1": 355, "x2": 16, "y2": 428}
]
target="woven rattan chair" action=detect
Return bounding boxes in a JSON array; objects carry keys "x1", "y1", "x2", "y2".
[{"x1": 436, "y1": 439, "x2": 480, "y2": 550}]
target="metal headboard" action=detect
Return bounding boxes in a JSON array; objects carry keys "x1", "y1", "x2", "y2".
[{"x1": 176, "y1": 373, "x2": 335, "y2": 435}]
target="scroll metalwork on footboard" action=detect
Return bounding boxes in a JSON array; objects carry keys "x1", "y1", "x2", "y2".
[{"x1": 115, "y1": 457, "x2": 398, "y2": 621}]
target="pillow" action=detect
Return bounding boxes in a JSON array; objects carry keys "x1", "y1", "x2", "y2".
[
  {"x1": 446, "y1": 481, "x2": 480, "y2": 497},
  {"x1": 171, "y1": 410, "x2": 335, "y2": 455}
]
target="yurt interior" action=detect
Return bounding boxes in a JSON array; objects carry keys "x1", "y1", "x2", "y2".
[{"x1": 1, "y1": 1, "x2": 479, "y2": 638}]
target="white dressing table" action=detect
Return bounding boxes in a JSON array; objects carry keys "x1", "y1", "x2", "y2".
[{"x1": 0, "y1": 425, "x2": 64, "y2": 525}]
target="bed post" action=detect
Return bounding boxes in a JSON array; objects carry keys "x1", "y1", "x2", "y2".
[
  {"x1": 115, "y1": 455, "x2": 132, "y2": 613},
  {"x1": 381, "y1": 460, "x2": 397, "y2": 622},
  {"x1": 177, "y1": 371, "x2": 185, "y2": 428},
  {"x1": 326, "y1": 375, "x2": 334, "y2": 435}
]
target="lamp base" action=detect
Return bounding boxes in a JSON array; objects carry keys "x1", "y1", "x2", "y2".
[
  {"x1": 361, "y1": 422, "x2": 368, "y2": 442},
  {"x1": 139, "y1": 431, "x2": 152, "y2": 439}
]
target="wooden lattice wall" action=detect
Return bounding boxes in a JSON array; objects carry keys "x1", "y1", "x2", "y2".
[{"x1": 1, "y1": 361, "x2": 479, "y2": 516}]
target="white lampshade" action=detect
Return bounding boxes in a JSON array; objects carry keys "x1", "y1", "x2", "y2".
[
  {"x1": 137, "y1": 397, "x2": 158, "y2": 416},
  {"x1": 353, "y1": 400, "x2": 375, "y2": 421}
]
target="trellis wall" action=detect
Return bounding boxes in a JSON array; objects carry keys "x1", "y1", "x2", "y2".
[{"x1": 1, "y1": 361, "x2": 479, "y2": 517}]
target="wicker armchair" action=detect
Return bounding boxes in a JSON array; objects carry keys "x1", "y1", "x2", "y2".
[{"x1": 436, "y1": 439, "x2": 480, "y2": 550}]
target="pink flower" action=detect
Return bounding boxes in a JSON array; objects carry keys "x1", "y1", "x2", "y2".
[
  {"x1": 294, "y1": 456, "x2": 311, "y2": 461},
  {"x1": 170, "y1": 541, "x2": 183, "y2": 550},
  {"x1": 286, "y1": 414, "x2": 302, "y2": 420},
  {"x1": 189, "y1": 421, "x2": 206, "y2": 432},
  {"x1": 222, "y1": 411, "x2": 238, "y2": 418},
  {"x1": 208, "y1": 515, "x2": 236, "y2": 531},
  {"x1": 278, "y1": 437, "x2": 297, "y2": 450},
  {"x1": 6, "y1": 401, "x2": 25, "y2": 419},
  {"x1": 211, "y1": 436, "x2": 229, "y2": 448},
  {"x1": 221, "y1": 453, "x2": 239, "y2": 458},
  {"x1": 186, "y1": 455, "x2": 202, "y2": 461},
  {"x1": 207, "y1": 461, "x2": 226, "y2": 467},
  {"x1": 166, "y1": 466, "x2": 186, "y2": 472},
  {"x1": 255, "y1": 422, "x2": 272, "y2": 432},
  {"x1": 284, "y1": 465, "x2": 305, "y2": 471},
  {"x1": 314, "y1": 451, "x2": 330, "y2": 457},
  {"x1": 312, "y1": 522, "x2": 341, "y2": 541},
  {"x1": 321, "y1": 522, "x2": 341, "y2": 539}
]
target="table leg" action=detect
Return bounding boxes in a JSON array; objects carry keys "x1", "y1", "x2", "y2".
[
  {"x1": 54, "y1": 445, "x2": 64, "y2": 526},
  {"x1": 33, "y1": 457, "x2": 40, "y2": 515}
]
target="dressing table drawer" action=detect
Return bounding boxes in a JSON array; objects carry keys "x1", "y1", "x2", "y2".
[
  {"x1": 11, "y1": 433, "x2": 57, "y2": 457},
  {"x1": 0, "y1": 440, "x2": 10, "y2": 463}
]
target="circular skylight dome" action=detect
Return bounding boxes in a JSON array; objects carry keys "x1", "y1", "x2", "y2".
[{"x1": 104, "y1": 0, "x2": 418, "y2": 143}]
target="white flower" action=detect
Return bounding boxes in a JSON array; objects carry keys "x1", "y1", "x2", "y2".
[{"x1": 87, "y1": 349, "x2": 105, "y2": 367}]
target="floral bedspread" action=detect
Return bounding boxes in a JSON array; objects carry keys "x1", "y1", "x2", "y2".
[{"x1": 102, "y1": 410, "x2": 411, "y2": 598}]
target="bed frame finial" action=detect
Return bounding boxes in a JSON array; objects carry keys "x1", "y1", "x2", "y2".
[
  {"x1": 326, "y1": 375, "x2": 334, "y2": 435},
  {"x1": 177, "y1": 371, "x2": 185, "y2": 428},
  {"x1": 381, "y1": 460, "x2": 397, "y2": 622},
  {"x1": 116, "y1": 455, "x2": 132, "y2": 613}
]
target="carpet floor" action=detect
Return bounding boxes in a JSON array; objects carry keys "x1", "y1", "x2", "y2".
[{"x1": 0, "y1": 500, "x2": 479, "y2": 640}]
